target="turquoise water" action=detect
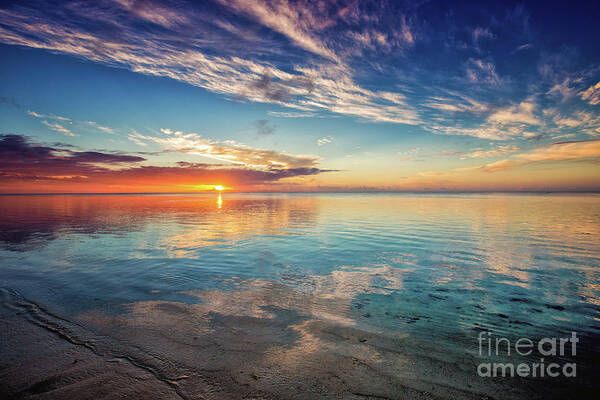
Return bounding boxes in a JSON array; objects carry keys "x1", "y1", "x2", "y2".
[{"x1": 1, "y1": 193, "x2": 599, "y2": 398}]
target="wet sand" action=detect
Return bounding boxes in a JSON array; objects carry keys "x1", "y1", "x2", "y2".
[
  {"x1": 0, "y1": 296, "x2": 181, "y2": 399},
  {"x1": 2, "y1": 287, "x2": 566, "y2": 400}
]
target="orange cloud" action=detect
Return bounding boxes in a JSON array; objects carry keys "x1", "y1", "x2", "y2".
[
  {"x1": 130, "y1": 129, "x2": 319, "y2": 169},
  {"x1": 0, "y1": 135, "x2": 331, "y2": 193},
  {"x1": 475, "y1": 139, "x2": 600, "y2": 172},
  {"x1": 580, "y1": 81, "x2": 600, "y2": 105},
  {"x1": 463, "y1": 145, "x2": 520, "y2": 159}
]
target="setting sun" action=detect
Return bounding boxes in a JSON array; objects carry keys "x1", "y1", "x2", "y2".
[{"x1": 0, "y1": 1, "x2": 599, "y2": 398}]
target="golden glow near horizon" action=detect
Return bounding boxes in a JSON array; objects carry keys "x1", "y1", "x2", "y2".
[
  {"x1": 1, "y1": 1, "x2": 600, "y2": 195},
  {"x1": 172, "y1": 184, "x2": 228, "y2": 192}
]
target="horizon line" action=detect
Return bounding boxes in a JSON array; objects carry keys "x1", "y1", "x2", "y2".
[{"x1": 1, "y1": 190, "x2": 600, "y2": 196}]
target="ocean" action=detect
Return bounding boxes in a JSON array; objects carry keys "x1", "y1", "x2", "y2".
[{"x1": 1, "y1": 193, "x2": 599, "y2": 399}]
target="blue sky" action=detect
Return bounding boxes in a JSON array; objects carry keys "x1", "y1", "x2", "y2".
[{"x1": 0, "y1": 0, "x2": 599, "y2": 192}]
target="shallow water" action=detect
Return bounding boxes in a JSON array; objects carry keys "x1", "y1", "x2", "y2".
[{"x1": 1, "y1": 193, "x2": 599, "y2": 398}]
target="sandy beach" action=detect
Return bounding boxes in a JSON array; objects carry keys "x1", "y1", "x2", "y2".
[{"x1": 2, "y1": 286, "x2": 584, "y2": 400}]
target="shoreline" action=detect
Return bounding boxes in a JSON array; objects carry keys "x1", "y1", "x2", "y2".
[
  {"x1": 0, "y1": 287, "x2": 561, "y2": 400},
  {"x1": 0, "y1": 292, "x2": 182, "y2": 399}
]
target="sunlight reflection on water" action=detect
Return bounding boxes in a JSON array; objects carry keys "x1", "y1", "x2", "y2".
[{"x1": 1, "y1": 193, "x2": 599, "y2": 397}]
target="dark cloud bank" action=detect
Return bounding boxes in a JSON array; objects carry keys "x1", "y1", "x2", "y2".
[{"x1": 0, "y1": 134, "x2": 329, "y2": 190}]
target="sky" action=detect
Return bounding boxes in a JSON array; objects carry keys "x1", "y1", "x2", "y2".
[{"x1": 0, "y1": 0, "x2": 599, "y2": 193}]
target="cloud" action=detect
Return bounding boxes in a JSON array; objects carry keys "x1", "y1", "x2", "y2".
[
  {"x1": 128, "y1": 131, "x2": 148, "y2": 146},
  {"x1": 103, "y1": 164, "x2": 326, "y2": 185},
  {"x1": 112, "y1": 0, "x2": 190, "y2": 28},
  {"x1": 248, "y1": 73, "x2": 292, "y2": 102},
  {"x1": 543, "y1": 107, "x2": 600, "y2": 135},
  {"x1": 475, "y1": 159, "x2": 526, "y2": 173},
  {"x1": 463, "y1": 145, "x2": 520, "y2": 158},
  {"x1": 426, "y1": 123, "x2": 528, "y2": 140},
  {"x1": 473, "y1": 139, "x2": 600, "y2": 172},
  {"x1": 0, "y1": 1, "x2": 596, "y2": 144},
  {"x1": 580, "y1": 81, "x2": 600, "y2": 105},
  {"x1": 317, "y1": 136, "x2": 333, "y2": 146},
  {"x1": 514, "y1": 43, "x2": 532, "y2": 52},
  {"x1": 29, "y1": 110, "x2": 116, "y2": 134},
  {"x1": 217, "y1": 0, "x2": 339, "y2": 62},
  {"x1": 351, "y1": 29, "x2": 384, "y2": 48},
  {"x1": 424, "y1": 70, "x2": 597, "y2": 140},
  {"x1": 400, "y1": 15, "x2": 415, "y2": 44},
  {"x1": 423, "y1": 93, "x2": 488, "y2": 114},
  {"x1": 466, "y1": 58, "x2": 500, "y2": 85},
  {"x1": 30, "y1": 109, "x2": 117, "y2": 135},
  {"x1": 129, "y1": 128, "x2": 320, "y2": 168},
  {"x1": 0, "y1": 134, "x2": 144, "y2": 175},
  {"x1": 551, "y1": 110, "x2": 594, "y2": 128},
  {"x1": 471, "y1": 27, "x2": 494, "y2": 50},
  {"x1": 518, "y1": 139, "x2": 600, "y2": 161},
  {"x1": 547, "y1": 77, "x2": 579, "y2": 100},
  {"x1": 267, "y1": 111, "x2": 317, "y2": 118},
  {"x1": 41, "y1": 120, "x2": 77, "y2": 136},
  {"x1": 28, "y1": 110, "x2": 71, "y2": 121},
  {"x1": 431, "y1": 150, "x2": 463, "y2": 158},
  {"x1": 253, "y1": 119, "x2": 276, "y2": 136},
  {"x1": 0, "y1": 134, "x2": 330, "y2": 191},
  {"x1": 552, "y1": 133, "x2": 576, "y2": 140},
  {"x1": 29, "y1": 109, "x2": 77, "y2": 135},
  {"x1": 0, "y1": 1, "x2": 420, "y2": 126},
  {"x1": 398, "y1": 148, "x2": 463, "y2": 161},
  {"x1": 487, "y1": 100, "x2": 539, "y2": 125},
  {"x1": 87, "y1": 121, "x2": 114, "y2": 134}
]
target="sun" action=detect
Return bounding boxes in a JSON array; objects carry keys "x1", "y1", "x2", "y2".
[{"x1": 214, "y1": 185, "x2": 225, "y2": 191}]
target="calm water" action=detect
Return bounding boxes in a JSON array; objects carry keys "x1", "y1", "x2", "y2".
[{"x1": 1, "y1": 193, "x2": 599, "y2": 398}]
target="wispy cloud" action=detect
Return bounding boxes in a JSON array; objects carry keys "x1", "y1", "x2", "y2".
[
  {"x1": 317, "y1": 136, "x2": 333, "y2": 146},
  {"x1": 267, "y1": 111, "x2": 317, "y2": 118},
  {"x1": 112, "y1": 0, "x2": 190, "y2": 28},
  {"x1": 1, "y1": 1, "x2": 598, "y2": 145},
  {"x1": 0, "y1": 2, "x2": 420, "y2": 126},
  {"x1": 514, "y1": 43, "x2": 532, "y2": 52},
  {"x1": 398, "y1": 148, "x2": 463, "y2": 161},
  {"x1": 129, "y1": 128, "x2": 320, "y2": 169},
  {"x1": 487, "y1": 100, "x2": 539, "y2": 125},
  {"x1": 86, "y1": 121, "x2": 114, "y2": 134},
  {"x1": 29, "y1": 109, "x2": 116, "y2": 135},
  {"x1": 543, "y1": 107, "x2": 600, "y2": 135},
  {"x1": 28, "y1": 110, "x2": 71, "y2": 121},
  {"x1": 423, "y1": 93, "x2": 488, "y2": 114},
  {"x1": 41, "y1": 120, "x2": 77, "y2": 136},
  {"x1": 552, "y1": 133, "x2": 576, "y2": 140},
  {"x1": 472, "y1": 139, "x2": 600, "y2": 172},
  {"x1": 463, "y1": 145, "x2": 520, "y2": 159},
  {"x1": 29, "y1": 109, "x2": 75, "y2": 135},
  {"x1": 547, "y1": 77, "x2": 579, "y2": 100},
  {"x1": 216, "y1": 0, "x2": 339, "y2": 62},
  {"x1": 471, "y1": 27, "x2": 494, "y2": 52},
  {"x1": 466, "y1": 58, "x2": 500, "y2": 85},
  {"x1": 128, "y1": 130, "x2": 148, "y2": 147},
  {"x1": 430, "y1": 100, "x2": 542, "y2": 140},
  {"x1": 580, "y1": 81, "x2": 600, "y2": 105}
]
